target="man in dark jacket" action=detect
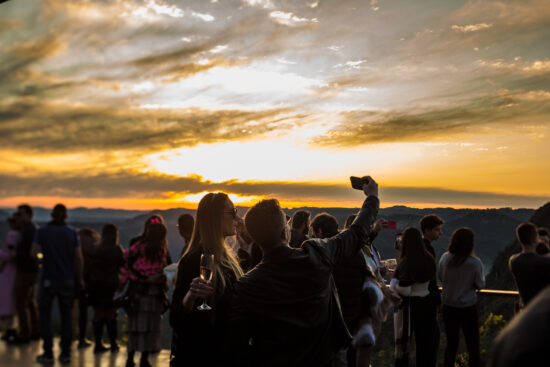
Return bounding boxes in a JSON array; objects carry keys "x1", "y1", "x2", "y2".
[
  {"x1": 419, "y1": 214, "x2": 444, "y2": 367},
  {"x1": 226, "y1": 177, "x2": 379, "y2": 367}
]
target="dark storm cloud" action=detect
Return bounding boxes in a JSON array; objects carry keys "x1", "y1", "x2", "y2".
[
  {"x1": 0, "y1": 99, "x2": 299, "y2": 153},
  {"x1": 312, "y1": 90, "x2": 550, "y2": 147}
]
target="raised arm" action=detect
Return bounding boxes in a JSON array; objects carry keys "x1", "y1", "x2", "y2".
[{"x1": 322, "y1": 177, "x2": 380, "y2": 265}]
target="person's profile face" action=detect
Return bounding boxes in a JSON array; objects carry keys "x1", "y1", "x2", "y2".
[
  {"x1": 426, "y1": 224, "x2": 443, "y2": 242},
  {"x1": 222, "y1": 199, "x2": 238, "y2": 237},
  {"x1": 540, "y1": 235, "x2": 550, "y2": 246}
]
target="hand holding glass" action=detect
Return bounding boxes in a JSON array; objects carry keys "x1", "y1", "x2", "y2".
[
  {"x1": 197, "y1": 254, "x2": 214, "y2": 311},
  {"x1": 386, "y1": 258, "x2": 397, "y2": 271}
]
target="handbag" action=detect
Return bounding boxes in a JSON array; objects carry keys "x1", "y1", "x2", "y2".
[
  {"x1": 113, "y1": 281, "x2": 131, "y2": 309},
  {"x1": 113, "y1": 252, "x2": 139, "y2": 313}
]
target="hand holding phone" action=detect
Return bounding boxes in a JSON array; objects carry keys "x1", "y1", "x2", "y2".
[
  {"x1": 350, "y1": 176, "x2": 378, "y2": 197},
  {"x1": 350, "y1": 176, "x2": 368, "y2": 190},
  {"x1": 383, "y1": 220, "x2": 397, "y2": 229}
]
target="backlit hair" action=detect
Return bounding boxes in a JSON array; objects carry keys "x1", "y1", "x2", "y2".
[{"x1": 182, "y1": 192, "x2": 243, "y2": 293}]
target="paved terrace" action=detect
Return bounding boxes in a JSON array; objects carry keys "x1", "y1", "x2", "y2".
[{"x1": 0, "y1": 340, "x2": 170, "y2": 367}]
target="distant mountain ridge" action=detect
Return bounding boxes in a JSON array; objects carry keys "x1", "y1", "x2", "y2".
[{"x1": 0, "y1": 205, "x2": 536, "y2": 273}]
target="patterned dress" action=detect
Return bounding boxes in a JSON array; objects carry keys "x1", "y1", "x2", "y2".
[{"x1": 122, "y1": 240, "x2": 168, "y2": 352}]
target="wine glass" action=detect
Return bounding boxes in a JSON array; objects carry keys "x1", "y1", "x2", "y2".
[
  {"x1": 387, "y1": 258, "x2": 397, "y2": 272},
  {"x1": 197, "y1": 254, "x2": 214, "y2": 311}
]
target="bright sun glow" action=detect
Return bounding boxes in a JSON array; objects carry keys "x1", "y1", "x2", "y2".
[{"x1": 142, "y1": 138, "x2": 427, "y2": 183}]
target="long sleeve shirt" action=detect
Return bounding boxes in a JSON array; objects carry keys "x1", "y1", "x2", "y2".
[{"x1": 438, "y1": 252, "x2": 485, "y2": 307}]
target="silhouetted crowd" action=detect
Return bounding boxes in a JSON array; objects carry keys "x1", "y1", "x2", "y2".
[{"x1": 1, "y1": 177, "x2": 550, "y2": 367}]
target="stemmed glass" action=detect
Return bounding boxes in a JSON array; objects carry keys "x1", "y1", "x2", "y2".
[
  {"x1": 387, "y1": 258, "x2": 397, "y2": 272},
  {"x1": 197, "y1": 254, "x2": 214, "y2": 311}
]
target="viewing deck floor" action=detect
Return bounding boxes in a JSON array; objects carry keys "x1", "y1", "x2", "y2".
[{"x1": 0, "y1": 339, "x2": 170, "y2": 367}]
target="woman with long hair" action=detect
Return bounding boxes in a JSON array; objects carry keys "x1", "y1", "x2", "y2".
[
  {"x1": 123, "y1": 222, "x2": 169, "y2": 367},
  {"x1": 391, "y1": 227, "x2": 437, "y2": 367},
  {"x1": 438, "y1": 227, "x2": 484, "y2": 367},
  {"x1": 88, "y1": 224, "x2": 124, "y2": 353},
  {"x1": 129, "y1": 214, "x2": 164, "y2": 246},
  {"x1": 170, "y1": 192, "x2": 244, "y2": 366}
]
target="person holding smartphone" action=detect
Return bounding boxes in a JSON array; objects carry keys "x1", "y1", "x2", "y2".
[{"x1": 226, "y1": 176, "x2": 379, "y2": 367}]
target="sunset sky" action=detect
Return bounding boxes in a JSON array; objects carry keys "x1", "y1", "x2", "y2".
[{"x1": 1, "y1": 0, "x2": 549, "y2": 210}]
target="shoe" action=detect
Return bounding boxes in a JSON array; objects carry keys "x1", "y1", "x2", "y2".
[
  {"x1": 78, "y1": 339, "x2": 92, "y2": 349},
  {"x1": 59, "y1": 353, "x2": 71, "y2": 364},
  {"x1": 7, "y1": 336, "x2": 30, "y2": 345},
  {"x1": 94, "y1": 344, "x2": 109, "y2": 354},
  {"x1": 139, "y1": 357, "x2": 152, "y2": 367},
  {"x1": 106, "y1": 319, "x2": 118, "y2": 352},
  {"x1": 36, "y1": 353, "x2": 54, "y2": 364}
]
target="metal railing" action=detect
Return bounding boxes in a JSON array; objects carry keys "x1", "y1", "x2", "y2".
[
  {"x1": 476, "y1": 289, "x2": 518, "y2": 297},
  {"x1": 436, "y1": 286, "x2": 518, "y2": 298}
]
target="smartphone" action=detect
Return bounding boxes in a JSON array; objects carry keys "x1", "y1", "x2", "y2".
[
  {"x1": 350, "y1": 176, "x2": 369, "y2": 190},
  {"x1": 384, "y1": 220, "x2": 397, "y2": 229}
]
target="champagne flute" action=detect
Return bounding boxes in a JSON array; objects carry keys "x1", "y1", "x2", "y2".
[
  {"x1": 387, "y1": 258, "x2": 397, "y2": 272},
  {"x1": 197, "y1": 254, "x2": 214, "y2": 311}
]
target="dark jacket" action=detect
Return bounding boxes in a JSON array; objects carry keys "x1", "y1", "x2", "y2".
[
  {"x1": 289, "y1": 229, "x2": 308, "y2": 248},
  {"x1": 423, "y1": 239, "x2": 442, "y2": 307},
  {"x1": 16, "y1": 222, "x2": 39, "y2": 273},
  {"x1": 332, "y1": 229, "x2": 380, "y2": 333},
  {"x1": 88, "y1": 244, "x2": 124, "y2": 307},
  {"x1": 225, "y1": 196, "x2": 379, "y2": 367},
  {"x1": 238, "y1": 243, "x2": 264, "y2": 273},
  {"x1": 170, "y1": 249, "x2": 238, "y2": 367}
]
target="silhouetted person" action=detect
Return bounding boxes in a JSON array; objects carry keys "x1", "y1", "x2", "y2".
[
  {"x1": 76, "y1": 227, "x2": 100, "y2": 349},
  {"x1": 310, "y1": 212, "x2": 339, "y2": 239},
  {"x1": 491, "y1": 285, "x2": 550, "y2": 367},
  {"x1": 0, "y1": 214, "x2": 22, "y2": 342},
  {"x1": 88, "y1": 224, "x2": 124, "y2": 353},
  {"x1": 130, "y1": 215, "x2": 172, "y2": 265},
  {"x1": 32, "y1": 204, "x2": 84, "y2": 364},
  {"x1": 438, "y1": 228, "x2": 484, "y2": 367},
  {"x1": 289, "y1": 210, "x2": 310, "y2": 248},
  {"x1": 342, "y1": 215, "x2": 391, "y2": 367},
  {"x1": 391, "y1": 227, "x2": 437, "y2": 367},
  {"x1": 419, "y1": 214, "x2": 444, "y2": 366},
  {"x1": 310, "y1": 212, "x2": 368, "y2": 367},
  {"x1": 226, "y1": 176, "x2": 379, "y2": 367},
  {"x1": 177, "y1": 213, "x2": 194, "y2": 256},
  {"x1": 122, "y1": 222, "x2": 170, "y2": 367},
  {"x1": 509, "y1": 222, "x2": 550, "y2": 308},
  {"x1": 536, "y1": 227, "x2": 550, "y2": 255},
  {"x1": 170, "y1": 193, "x2": 244, "y2": 367},
  {"x1": 10, "y1": 204, "x2": 40, "y2": 345}
]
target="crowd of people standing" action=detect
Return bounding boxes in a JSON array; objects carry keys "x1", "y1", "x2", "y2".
[{"x1": 1, "y1": 176, "x2": 550, "y2": 367}]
